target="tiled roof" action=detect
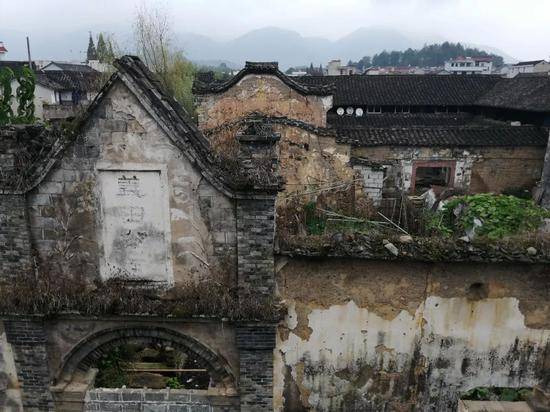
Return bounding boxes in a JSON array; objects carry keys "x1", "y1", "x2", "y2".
[
  {"x1": 514, "y1": 60, "x2": 547, "y2": 66},
  {"x1": 476, "y1": 75, "x2": 550, "y2": 112},
  {"x1": 0, "y1": 60, "x2": 37, "y2": 71},
  {"x1": 43, "y1": 62, "x2": 96, "y2": 72},
  {"x1": 37, "y1": 70, "x2": 102, "y2": 92},
  {"x1": 327, "y1": 112, "x2": 499, "y2": 128},
  {"x1": 335, "y1": 125, "x2": 548, "y2": 147},
  {"x1": 296, "y1": 74, "x2": 502, "y2": 106},
  {"x1": 193, "y1": 61, "x2": 334, "y2": 96}
]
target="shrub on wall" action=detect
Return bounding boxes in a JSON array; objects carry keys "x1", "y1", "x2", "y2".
[{"x1": 429, "y1": 194, "x2": 550, "y2": 239}]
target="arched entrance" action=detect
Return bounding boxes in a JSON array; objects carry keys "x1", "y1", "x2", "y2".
[{"x1": 52, "y1": 326, "x2": 238, "y2": 411}]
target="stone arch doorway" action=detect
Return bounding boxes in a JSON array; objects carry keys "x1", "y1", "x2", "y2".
[{"x1": 52, "y1": 326, "x2": 238, "y2": 411}]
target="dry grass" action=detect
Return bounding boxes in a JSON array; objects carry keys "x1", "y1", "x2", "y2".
[{"x1": 0, "y1": 271, "x2": 284, "y2": 321}]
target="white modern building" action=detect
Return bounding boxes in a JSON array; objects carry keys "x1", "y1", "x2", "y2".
[
  {"x1": 444, "y1": 56, "x2": 493, "y2": 75},
  {"x1": 327, "y1": 59, "x2": 360, "y2": 76},
  {"x1": 508, "y1": 60, "x2": 550, "y2": 77}
]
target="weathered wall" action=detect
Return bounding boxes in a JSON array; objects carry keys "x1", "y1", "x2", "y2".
[
  {"x1": 0, "y1": 321, "x2": 24, "y2": 411},
  {"x1": 27, "y1": 80, "x2": 237, "y2": 285},
  {"x1": 274, "y1": 258, "x2": 550, "y2": 411},
  {"x1": 353, "y1": 145, "x2": 546, "y2": 194},
  {"x1": 196, "y1": 75, "x2": 332, "y2": 130},
  {"x1": 275, "y1": 126, "x2": 353, "y2": 197}
]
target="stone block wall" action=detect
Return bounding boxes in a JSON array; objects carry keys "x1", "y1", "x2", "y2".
[
  {"x1": 236, "y1": 324, "x2": 277, "y2": 412},
  {"x1": 4, "y1": 320, "x2": 54, "y2": 411},
  {"x1": 236, "y1": 199, "x2": 277, "y2": 295},
  {"x1": 84, "y1": 388, "x2": 239, "y2": 412}
]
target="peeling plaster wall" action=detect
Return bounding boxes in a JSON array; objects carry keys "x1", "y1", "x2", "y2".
[
  {"x1": 196, "y1": 75, "x2": 332, "y2": 130},
  {"x1": 27, "y1": 80, "x2": 236, "y2": 285},
  {"x1": 274, "y1": 259, "x2": 550, "y2": 411}
]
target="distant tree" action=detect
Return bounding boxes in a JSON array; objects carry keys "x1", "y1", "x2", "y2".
[
  {"x1": 360, "y1": 42, "x2": 503, "y2": 68},
  {"x1": 373, "y1": 50, "x2": 390, "y2": 66},
  {"x1": 319, "y1": 64, "x2": 323, "y2": 75},
  {"x1": 133, "y1": 3, "x2": 196, "y2": 114},
  {"x1": 86, "y1": 33, "x2": 97, "y2": 61},
  {"x1": 96, "y1": 33, "x2": 107, "y2": 63}
]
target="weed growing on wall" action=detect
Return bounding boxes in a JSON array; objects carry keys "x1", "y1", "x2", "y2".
[{"x1": 431, "y1": 194, "x2": 550, "y2": 239}]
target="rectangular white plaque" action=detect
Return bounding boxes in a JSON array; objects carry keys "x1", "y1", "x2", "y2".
[{"x1": 98, "y1": 165, "x2": 172, "y2": 283}]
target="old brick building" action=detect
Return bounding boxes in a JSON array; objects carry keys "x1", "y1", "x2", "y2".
[{"x1": 0, "y1": 56, "x2": 549, "y2": 412}]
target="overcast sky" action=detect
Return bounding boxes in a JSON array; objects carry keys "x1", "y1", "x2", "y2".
[{"x1": 1, "y1": 0, "x2": 550, "y2": 61}]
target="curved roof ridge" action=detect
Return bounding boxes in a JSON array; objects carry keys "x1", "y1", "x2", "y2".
[{"x1": 193, "y1": 61, "x2": 334, "y2": 96}]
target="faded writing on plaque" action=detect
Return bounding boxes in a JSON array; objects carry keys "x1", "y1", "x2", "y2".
[{"x1": 99, "y1": 170, "x2": 170, "y2": 282}]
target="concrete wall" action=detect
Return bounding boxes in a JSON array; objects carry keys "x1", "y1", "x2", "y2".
[
  {"x1": 196, "y1": 75, "x2": 332, "y2": 130},
  {"x1": 274, "y1": 258, "x2": 550, "y2": 411},
  {"x1": 27, "y1": 80, "x2": 236, "y2": 285}
]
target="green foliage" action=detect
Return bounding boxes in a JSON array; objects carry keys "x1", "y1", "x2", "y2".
[
  {"x1": 462, "y1": 387, "x2": 531, "y2": 401},
  {"x1": 95, "y1": 346, "x2": 130, "y2": 388},
  {"x1": 165, "y1": 52, "x2": 196, "y2": 115},
  {"x1": 0, "y1": 65, "x2": 36, "y2": 126},
  {"x1": 166, "y1": 377, "x2": 183, "y2": 389},
  {"x1": 87, "y1": 33, "x2": 97, "y2": 61},
  {"x1": 351, "y1": 42, "x2": 503, "y2": 68},
  {"x1": 433, "y1": 194, "x2": 550, "y2": 239},
  {"x1": 96, "y1": 33, "x2": 116, "y2": 64},
  {"x1": 14, "y1": 66, "x2": 36, "y2": 123},
  {"x1": 304, "y1": 201, "x2": 326, "y2": 235},
  {"x1": 0, "y1": 67, "x2": 14, "y2": 125}
]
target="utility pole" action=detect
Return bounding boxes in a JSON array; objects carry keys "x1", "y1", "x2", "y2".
[{"x1": 26, "y1": 36, "x2": 32, "y2": 70}]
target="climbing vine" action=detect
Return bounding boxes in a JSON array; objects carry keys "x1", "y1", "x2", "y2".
[
  {"x1": 14, "y1": 66, "x2": 36, "y2": 123},
  {"x1": 0, "y1": 65, "x2": 36, "y2": 126},
  {"x1": 0, "y1": 67, "x2": 14, "y2": 125}
]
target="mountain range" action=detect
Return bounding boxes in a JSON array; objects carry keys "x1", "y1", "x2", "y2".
[{"x1": 1, "y1": 26, "x2": 517, "y2": 69}]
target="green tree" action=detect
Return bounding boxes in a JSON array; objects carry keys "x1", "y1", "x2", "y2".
[
  {"x1": 133, "y1": 3, "x2": 196, "y2": 114},
  {"x1": 86, "y1": 33, "x2": 97, "y2": 61},
  {"x1": 96, "y1": 33, "x2": 108, "y2": 63}
]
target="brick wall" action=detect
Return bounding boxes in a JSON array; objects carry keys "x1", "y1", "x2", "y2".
[
  {"x1": 4, "y1": 320, "x2": 54, "y2": 411},
  {"x1": 236, "y1": 199, "x2": 277, "y2": 295},
  {"x1": 236, "y1": 324, "x2": 277, "y2": 412},
  {"x1": 0, "y1": 194, "x2": 32, "y2": 280},
  {"x1": 84, "y1": 388, "x2": 240, "y2": 412}
]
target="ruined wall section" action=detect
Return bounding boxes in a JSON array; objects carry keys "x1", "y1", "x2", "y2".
[
  {"x1": 274, "y1": 258, "x2": 550, "y2": 411},
  {"x1": 27, "y1": 80, "x2": 237, "y2": 285},
  {"x1": 196, "y1": 75, "x2": 332, "y2": 130},
  {"x1": 353, "y1": 145, "x2": 546, "y2": 194},
  {"x1": 275, "y1": 126, "x2": 353, "y2": 199}
]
